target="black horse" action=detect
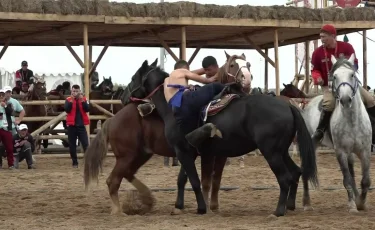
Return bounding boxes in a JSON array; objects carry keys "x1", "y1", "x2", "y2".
[{"x1": 129, "y1": 61, "x2": 319, "y2": 217}]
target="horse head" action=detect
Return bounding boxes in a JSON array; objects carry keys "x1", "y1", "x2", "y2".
[
  {"x1": 331, "y1": 54, "x2": 359, "y2": 108},
  {"x1": 217, "y1": 51, "x2": 252, "y2": 93},
  {"x1": 280, "y1": 83, "x2": 307, "y2": 98},
  {"x1": 121, "y1": 58, "x2": 158, "y2": 105},
  {"x1": 100, "y1": 76, "x2": 114, "y2": 96},
  {"x1": 30, "y1": 77, "x2": 47, "y2": 100}
]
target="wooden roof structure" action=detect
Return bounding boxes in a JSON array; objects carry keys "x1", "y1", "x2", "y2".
[{"x1": 0, "y1": 1, "x2": 374, "y2": 49}]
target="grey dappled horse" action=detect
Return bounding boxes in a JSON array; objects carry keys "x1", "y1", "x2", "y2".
[{"x1": 302, "y1": 54, "x2": 372, "y2": 213}]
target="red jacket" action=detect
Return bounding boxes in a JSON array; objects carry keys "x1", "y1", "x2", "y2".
[
  {"x1": 311, "y1": 41, "x2": 358, "y2": 86},
  {"x1": 65, "y1": 96, "x2": 90, "y2": 126}
]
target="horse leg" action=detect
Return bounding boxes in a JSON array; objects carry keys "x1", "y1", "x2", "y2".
[
  {"x1": 175, "y1": 148, "x2": 206, "y2": 214},
  {"x1": 335, "y1": 151, "x2": 358, "y2": 213},
  {"x1": 356, "y1": 151, "x2": 371, "y2": 211},
  {"x1": 210, "y1": 156, "x2": 227, "y2": 212},
  {"x1": 201, "y1": 155, "x2": 214, "y2": 207},
  {"x1": 262, "y1": 151, "x2": 292, "y2": 217},
  {"x1": 163, "y1": 157, "x2": 169, "y2": 167},
  {"x1": 347, "y1": 154, "x2": 360, "y2": 199},
  {"x1": 283, "y1": 151, "x2": 302, "y2": 211},
  {"x1": 106, "y1": 158, "x2": 127, "y2": 216},
  {"x1": 172, "y1": 157, "x2": 179, "y2": 166},
  {"x1": 172, "y1": 166, "x2": 188, "y2": 215}
]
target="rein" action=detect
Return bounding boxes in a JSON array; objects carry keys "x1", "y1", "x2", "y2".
[{"x1": 130, "y1": 83, "x2": 164, "y2": 102}]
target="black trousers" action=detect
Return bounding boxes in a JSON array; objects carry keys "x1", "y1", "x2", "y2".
[{"x1": 67, "y1": 126, "x2": 88, "y2": 165}]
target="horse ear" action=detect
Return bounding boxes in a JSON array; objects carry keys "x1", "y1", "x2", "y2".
[
  {"x1": 142, "y1": 60, "x2": 149, "y2": 68},
  {"x1": 348, "y1": 53, "x2": 355, "y2": 65},
  {"x1": 224, "y1": 50, "x2": 230, "y2": 60},
  {"x1": 102, "y1": 76, "x2": 105, "y2": 81},
  {"x1": 283, "y1": 83, "x2": 287, "y2": 87},
  {"x1": 151, "y1": 58, "x2": 158, "y2": 67},
  {"x1": 109, "y1": 76, "x2": 111, "y2": 80},
  {"x1": 241, "y1": 53, "x2": 246, "y2": 59},
  {"x1": 331, "y1": 55, "x2": 337, "y2": 65}
]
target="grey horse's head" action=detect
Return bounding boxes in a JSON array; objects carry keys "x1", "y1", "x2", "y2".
[{"x1": 330, "y1": 54, "x2": 359, "y2": 109}]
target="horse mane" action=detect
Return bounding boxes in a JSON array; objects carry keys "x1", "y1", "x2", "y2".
[
  {"x1": 330, "y1": 56, "x2": 358, "y2": 77},
  {"x1": 216, "y1": 55, "x2": 244, "y2": 84}
]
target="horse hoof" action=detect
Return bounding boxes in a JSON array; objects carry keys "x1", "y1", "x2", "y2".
[
  {"x1": 170, "y1": 208, "x2": 183, "y2": 215},
  {"x1": 197, "y1": 208, "x2": 207, "y2": 215},
  {"x1": 110, "y1": 210, "x2": 126, "y2": 216},
  {"x1": 266, "y1": 214, "x2": 278, "y2": 221},
  {"x1": 303, "y1": 205, "x2": 314, "y2": 211},
  {"x1": 357, "y1": 204, "x2": 368, "y2": 211},
  {"x1": 349, "y1": 208, "x2": 359, "y2": 214}
]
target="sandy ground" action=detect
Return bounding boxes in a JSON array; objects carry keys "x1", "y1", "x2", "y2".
[{"x1": 1, "y1": 153, "x2": 375, "y2": 230}]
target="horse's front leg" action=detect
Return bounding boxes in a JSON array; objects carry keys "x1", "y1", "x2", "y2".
[
  {"x1": 356, "y1": 151, "x2": 371, "y2": 211},
  {"x1": 336, "y1": 150, "x2": 358, "y2": 213}
]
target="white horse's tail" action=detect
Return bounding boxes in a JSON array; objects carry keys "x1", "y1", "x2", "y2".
[{"x1": 289, "y1": 105, "x2": 319, "y2": 189}]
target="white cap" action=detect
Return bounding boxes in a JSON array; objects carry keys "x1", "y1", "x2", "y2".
[
  {"x1": 0, "y1": 89, "x2": 5, "y2": 93},
  {"x1": 3, "y1": 86, "x2": 12, "y2": 92},
  {"x1": 18, "y1": 124, "x2": 28, "y2": 130}
]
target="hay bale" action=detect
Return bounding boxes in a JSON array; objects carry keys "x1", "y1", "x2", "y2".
[
  {"x1": 0, "y1": 0, "x2": 374, "y2": 22},
  {"x1": 122, "y1": 190, "x2": 155, "y2": 215}
]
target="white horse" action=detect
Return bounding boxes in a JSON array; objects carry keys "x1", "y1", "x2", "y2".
[{"x1": 302, "y1": 54, "x2": 372, "y2": 213}]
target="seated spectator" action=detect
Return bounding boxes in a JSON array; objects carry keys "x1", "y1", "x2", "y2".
[
  {"x1": 12, "y1": 87, "x2": 20, "y2": 95},
  {"x1": 13, "y1": 124, "x2": 35, "y2": 169},
  {"x1": 20, "y1": 82, "x2": 29, "y2": 95}
]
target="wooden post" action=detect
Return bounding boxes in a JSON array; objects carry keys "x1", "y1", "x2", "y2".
[
  {"x1": 188, "y1": 46, "x2": 201, "y2": 65},
  {"x1": 89, "y1": 45, "x2": 93, "y2": 70},
  {"x1": 0, "y1": 37, "x2": 11, "y2": 60},
  {"x1": 31, "y1": 112, "x2": 67, "y2": 137},
  {"x1": 274, "y1": 29, "x2": 280, "y2": 96},
  {"x1": 90, "y1": 40, "x2": 111, "y2": 76},
  {"x1": 304, "y1": 41, "x2": 310, "y2": 94},
  {"x1": 83, "y1": 24, "x2": 90, "y2": 143},
  {"x1": 264, "y1": 48, "x2": 268, "y2": 92},
  {"x1": 180, "y1": 27, "x2": 187, "y2": 61},
  {"x1": 363, "y1": 30, "x2": 367, "y2": 89}
]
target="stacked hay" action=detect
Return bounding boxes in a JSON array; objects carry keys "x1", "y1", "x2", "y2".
[{"x1": 0, "y1": 0, "x2": 373, "y2": 22}]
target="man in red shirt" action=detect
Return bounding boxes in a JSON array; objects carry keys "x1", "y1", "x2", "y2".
[
  {"x1": 64, "y1": 84, "x2": 90, "y2": 168},
  {"x1": 311, "y1": 24, "x2": 375, "y2": 144}
]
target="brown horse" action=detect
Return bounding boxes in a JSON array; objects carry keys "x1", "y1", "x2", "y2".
[
  {"x1": 89, "y1": 76, "x2": 124, "y2": 134},
  {"x1": 23, "y1": 80, "x2": 48, "y2": 154},
  {"x1": 84, "y1": 52, "x2": 251, "y2": 215}
]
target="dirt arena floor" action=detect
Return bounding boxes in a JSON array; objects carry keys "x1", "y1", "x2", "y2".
[{"x1": 1, "y1": 153, "x2": 375, "y2": 230}]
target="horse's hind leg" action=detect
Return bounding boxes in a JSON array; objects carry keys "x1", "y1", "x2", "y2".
[
  {"x1": 283, "y1": 151, "x2": 302, "y2": 211},
  {"x1": 210, "y1": 156, "x2": 227, "y2": 212},
  {"x1": 106, "y1": 158, "x2": 127, "y2": 216},
  {"x1": 356, "y1": 151, "x2": 371, "y2": 211},
  {"x1": 335, "y1": 151, "x2": 358, "y2": 213},
  {"x1": 201, "y1": 155, "x2": 215, "y2": 207}
]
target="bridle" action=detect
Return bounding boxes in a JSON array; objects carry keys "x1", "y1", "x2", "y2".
[
  {"x1": 129, "y1": 67, "x2": 163, "y2": 102},
  {"x1": 331, "y1": 67, "x2": 360, "y2": 101},
  {"x1": 222, "y1": 56, "x2": 251, "y2": 90}
]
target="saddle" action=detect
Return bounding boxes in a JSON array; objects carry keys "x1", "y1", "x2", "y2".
[{"x1": 201, "y1": 92, "x2": 240, "y2": 123}]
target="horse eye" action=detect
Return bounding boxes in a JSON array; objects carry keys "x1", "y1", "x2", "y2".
[
  {"x1": 230, "y1": 64, "x2": 234, "y2": 68},
  {"x1": 247, "y1": 62, "x2": 251, "y2": 69}
]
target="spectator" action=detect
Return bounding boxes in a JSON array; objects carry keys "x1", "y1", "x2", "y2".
[
  {"x1": 20, "y1": 82, "x2": 29, "y2": 95},
  {"x1": 13, "y1": 124, "x2": 35, "y2": 169},
  {"x1": 3, "y1": 86, "x2": 26, "y2": 133},
  {"x1": 15, "y1": 61, "x2": 34, "y2": 90},
  {"x1": 12, "y1": 87, "x2": 20, "y2": 95},
  {"x1": 64, "y1": 84, "x2": 90, "y2": 168},
  {"x1": 0, "y1": 88, "x2": 16, "y2": 169}
]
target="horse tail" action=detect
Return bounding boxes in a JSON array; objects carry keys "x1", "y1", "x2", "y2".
[
  {"x1": 84, "y1": 117, "x2": 112, "y2": 191},
  {"x1": 289, "y1": 105, "x2": 319, "y2": 189}
]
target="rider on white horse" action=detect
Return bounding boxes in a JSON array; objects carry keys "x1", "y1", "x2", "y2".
[{"x1": 310, "y1": 24, "x2": 375, "y2": 144}]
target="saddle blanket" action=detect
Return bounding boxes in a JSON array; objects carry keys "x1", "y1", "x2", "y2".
[{"x1": 202, "y1": 94, "x2": 239, "y2": 121}]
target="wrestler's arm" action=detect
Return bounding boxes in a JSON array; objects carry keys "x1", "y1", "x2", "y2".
[
  {"x1": 184, "y1": 70, "x2": 213, "y2": 84},
  {"x1": 311, "y1": 50, "x2": 323, "y2": 85},
  {"x1": 191, "y1": 68, "x2": 205, "y2": 75}
]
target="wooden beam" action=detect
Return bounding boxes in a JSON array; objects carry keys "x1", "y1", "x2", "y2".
[
  {"x1": 363, "y1": 30, "x2": 367, "y2": 88},
  {"x1": 55, "y1": 30, "x2": 84, "y2": 68},
  {"x1": 19, "y1": 100, "x2": 122, "y2": 105},
  {"x1": 83, "y1": 24, "x2": 90, "y2": 143},
  {"x1": 89, "y1": 26, "x2": 180, "y2": 44},
  {"x1": 30, "y1": 112, "x2": 66, "y2": 137},
  {"x1": 299, "y1": 21, "x2": 374, "y2": 29},
  {"x1": 0, "y1": 37, "x2": 11, "y2": 59},
  {"x1": 153, "y1": 31, "x2": 179, "y2": 62},
  {"x1": 180, "y1": 27, "x2": 187, "y2": 61},
  {"x1": 89, "y1": 45, "x2": 93, "y2": 70},
  {"x1": 22, "y1": 115, "x2": 108, "y2": 122},
  {"x1": 89, "y1": 40, "x2": 111, "y2": 76},
  {"x1": 188, "y1": 28, "x2": 275, "y2": 47},
  {"x1": 261, "y1": 28, "x2": 362, "y2": 49},
  {"x1": 304, "y1": 41, "x2": 310, "y2": 94},
  {"x1": 264, "y1": 48, "x2": 268, "y2": 92},
  {"x1": 91, "y1": 102, "x2": 115, "y2": 117},
  {"x1": 106, "y1": 17, "x2": 301, "y2": 27},
  {"x1": 188, "y1": 46, "x2": 201, "y2": 65},
  {"x1": 274, "y1": 29, "x2": 280, "y2": 96},
  {"x1": 243, "y1": 34, "x2": 275, "y2": 68}
]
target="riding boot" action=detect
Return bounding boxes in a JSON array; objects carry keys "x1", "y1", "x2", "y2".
[
  {"x1": 185, "y1": 123, "x2": 223, "y2": 148},
  {"x1": 311, "y1": 110, "x2": 333, "y2": 145}
]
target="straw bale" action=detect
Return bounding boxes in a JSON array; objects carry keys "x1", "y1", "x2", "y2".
[{"x1": 0, "y1": 0, "x2": 374, "y2": 22}]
